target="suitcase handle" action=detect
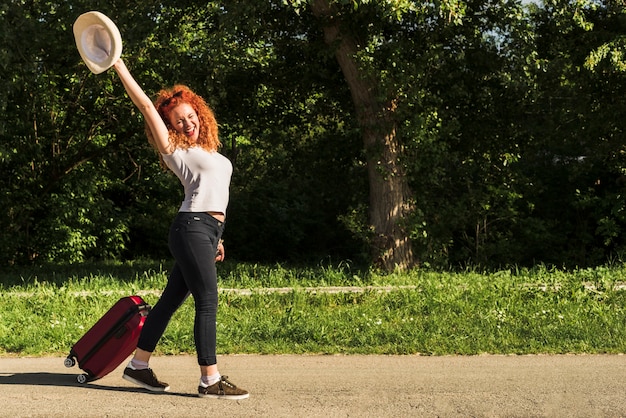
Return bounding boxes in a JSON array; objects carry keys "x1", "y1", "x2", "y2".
[{"x1": 137, "y1": 304, "x2": 150, "y2": 317}]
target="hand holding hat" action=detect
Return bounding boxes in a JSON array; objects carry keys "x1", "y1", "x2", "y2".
[{"x1": 73, "y1": 11, "x2": 122, "y2": 74}]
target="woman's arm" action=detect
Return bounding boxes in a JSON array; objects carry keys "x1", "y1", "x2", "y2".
[{"x1": 112, "y1": 59, "x2": 172, "y2": 154}]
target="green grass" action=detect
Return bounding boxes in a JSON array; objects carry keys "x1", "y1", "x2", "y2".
[{"x1": 1, "y1": 261, "x2": 625, "y2": 356}]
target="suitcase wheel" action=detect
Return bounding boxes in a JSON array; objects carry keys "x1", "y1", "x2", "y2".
[
  {"x1": 77, "y1": 374, "x2": 89, "y2": 384},
  {"x1": 64, "y1": 357, "x2": 76, "y2": 368}
]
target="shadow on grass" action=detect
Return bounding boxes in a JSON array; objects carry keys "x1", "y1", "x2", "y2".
[
  {"x1": 0, "y1": 372, "x2": 196, "y2": 397},
  {"x1": 0, "y1": 259, "x2": 172, "y2": 288}
]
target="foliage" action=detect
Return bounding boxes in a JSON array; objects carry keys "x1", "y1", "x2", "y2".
[
  {"x1": 0, "y1": 0, "x2": 177, "y2": 264},
  {"x1": 2, "y1": 0, "x2": 626, "y2": 269}
]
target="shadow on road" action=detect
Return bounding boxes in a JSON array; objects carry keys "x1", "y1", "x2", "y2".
[{"x1": 0, "y1": 372, "x2": 196, "y2": 398}]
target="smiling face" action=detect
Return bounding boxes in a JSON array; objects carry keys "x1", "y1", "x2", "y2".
[{"x1": 167, "y1": 103, "x2": 199, "y2": 143}]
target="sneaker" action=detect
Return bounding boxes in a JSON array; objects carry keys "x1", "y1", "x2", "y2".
[
  {"x1": 123, "y1": 366, "x2": 170, "y2": 392},
  {"x1": 198, "y1": 376, "x2": 249, "y2": 400}
]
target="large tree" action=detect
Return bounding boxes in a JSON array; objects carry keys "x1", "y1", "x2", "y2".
[{"x1": 308, "y1": 0, "x2": 417, "y2": 270}]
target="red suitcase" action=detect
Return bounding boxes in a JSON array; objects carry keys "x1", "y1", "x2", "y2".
[{"x1": 64, "y1": 296, "x2": 151, "y2": 383}]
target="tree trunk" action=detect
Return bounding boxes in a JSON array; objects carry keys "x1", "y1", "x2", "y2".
[{"x1": 311, "y1": 0, "x2": 416, "y2": 270}]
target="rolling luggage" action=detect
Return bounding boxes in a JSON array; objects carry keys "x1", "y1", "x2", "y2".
[{"x1": 64, "y1": 295, "x2": 151, "y2": 383}]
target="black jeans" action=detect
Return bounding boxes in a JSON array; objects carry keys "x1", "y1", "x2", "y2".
[{"x1": 137, "y1": 212, "x2": 224, "y2": 366}]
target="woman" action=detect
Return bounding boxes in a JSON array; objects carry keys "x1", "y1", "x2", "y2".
[{"x1": 112, "y1": 58, "x2": 248, "y2": 400}]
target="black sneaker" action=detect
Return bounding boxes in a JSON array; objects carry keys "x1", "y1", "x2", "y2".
[
  {"x1": 123, "y1": 366, "x2": 170, "y2": 392},
  {"x1": 198, "y1": 376, "x2": 249, "y2": 400}
]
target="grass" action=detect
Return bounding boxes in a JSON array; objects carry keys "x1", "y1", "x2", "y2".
[{"x1": 1, "y1": 260, "x2": 625, "y2": 356}]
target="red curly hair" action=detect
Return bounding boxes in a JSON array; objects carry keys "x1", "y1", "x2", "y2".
[{"x1": 145, "y1": 85, "x2": 221, "y2": 167}]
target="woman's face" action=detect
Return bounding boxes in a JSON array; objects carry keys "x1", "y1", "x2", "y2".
[{"x1": 168, "y1": 103, "x2": 199, "y2": 143}]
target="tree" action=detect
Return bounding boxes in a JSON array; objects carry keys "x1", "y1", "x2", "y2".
[
  {"x1": 4, "y1": 0, "x2": 626, "y2": 270},
  {"x1": 306, "y1": 0, "x2": 417, "y2": 270},
  {"x1": 527, "y1": 0, "x2": 626, "y2": 265}
]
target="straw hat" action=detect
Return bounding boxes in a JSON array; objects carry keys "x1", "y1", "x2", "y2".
[{"x1": 73, "y1": 11, "x2": 122, "y2": 74}]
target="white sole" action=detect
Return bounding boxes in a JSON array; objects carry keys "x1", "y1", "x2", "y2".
[
  {"x1": 198, "y1": 393, "x2": 250, "y2": 400},
  {"x1": 123, "y1": 373, "x2": 170, "y2": 392}
]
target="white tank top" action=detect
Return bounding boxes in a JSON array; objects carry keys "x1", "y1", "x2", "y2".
[{"x1": 161, "y1": 147, "x2": 233, "y2": 214}]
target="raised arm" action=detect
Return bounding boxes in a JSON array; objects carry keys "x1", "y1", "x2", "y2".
[{"x1": 112, "y1": 59, "x2": 172, "y2": 154}]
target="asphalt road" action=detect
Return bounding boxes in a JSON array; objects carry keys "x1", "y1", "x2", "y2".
[{"x1": 1, "y1": 354, "x2": 625, "y2": 417}]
